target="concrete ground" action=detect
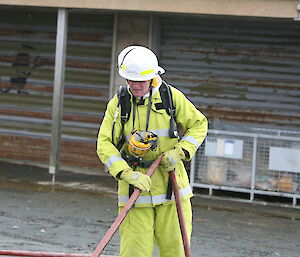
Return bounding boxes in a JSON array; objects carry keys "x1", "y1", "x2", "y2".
[{"x1": 0, "y1": 161, "x2": 300, "y2": 257}]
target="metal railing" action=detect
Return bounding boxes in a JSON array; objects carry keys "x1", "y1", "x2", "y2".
[{"x1": 190, "y1": 129, "x2": 300, "y2": 207}]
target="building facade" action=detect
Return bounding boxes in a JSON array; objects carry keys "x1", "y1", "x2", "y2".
[{"x1": 0, "y1": 0, "x2": 299, "y2": 174}]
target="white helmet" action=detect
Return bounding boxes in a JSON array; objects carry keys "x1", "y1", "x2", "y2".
[{"x1": 117, "y1": 46, "x2": 165, "y2": 81}]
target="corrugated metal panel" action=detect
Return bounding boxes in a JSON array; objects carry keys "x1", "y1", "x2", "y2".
[
  {"x1": 61, "y1": 11, "x2": 113, "y2": 168},
  {"x1": 159, "y1": 16, "x2": 300, "y2": 132},
  {"x1": 0, "y1": 8, "x2": 56, "y2": 166},
  {"x1": 0, "y1": 7, "x2": 113, "y2": 170}
]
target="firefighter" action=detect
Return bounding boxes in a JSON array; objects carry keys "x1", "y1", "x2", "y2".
[{"x1": 97, "y1": 46, "x2": 208, "y2": 257}]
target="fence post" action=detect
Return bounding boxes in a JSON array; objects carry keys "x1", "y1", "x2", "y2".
[
  {"x1": 250, "y1": 135, "x2": 258, "y2": 202},
  {"x1": 49, "y1": 8, "x2": 68, "y2": 184},
  {"x1": 190, "y1": 155, "x2": 196, "y2": 191}
]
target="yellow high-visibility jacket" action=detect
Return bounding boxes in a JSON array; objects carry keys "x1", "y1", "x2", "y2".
[{"x1": 97, "y1": 80, "x2": 208, "y2": 207}]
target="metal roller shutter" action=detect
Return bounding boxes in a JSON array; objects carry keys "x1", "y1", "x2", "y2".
[
  {"x1": 159, "y1": 15, "x2": 300, "y2": 133},
  {"x1": 0, "y1": 7, "x2": 113, "y2": 170},
  {"x1": 61, "y1": 10, "x2": 113, "y2": 169}
]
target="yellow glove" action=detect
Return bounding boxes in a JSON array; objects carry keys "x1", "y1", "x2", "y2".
[
  {"x1": 120, "y1": 168, "x2": 152, "y2": 192},
  {"x1": 161, "y1": 146, "x2": 185, "y2": 172}
]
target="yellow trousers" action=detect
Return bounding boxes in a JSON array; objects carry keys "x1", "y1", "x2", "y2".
[{"x1": 119, "y1": 199, "x2": 192, "y2": 257}]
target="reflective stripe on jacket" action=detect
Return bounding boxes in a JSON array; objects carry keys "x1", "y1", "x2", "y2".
[{"x1": 97, "y1": 80, "x2": 208, "y2": 207}]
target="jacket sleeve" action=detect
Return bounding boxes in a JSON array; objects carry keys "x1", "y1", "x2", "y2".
[
  {"x1": 171, "y1": 86, "x2": 208, "y2": 161},
  {"x1": 97, "y1": 95, "x2": 131, "y2": 179}
]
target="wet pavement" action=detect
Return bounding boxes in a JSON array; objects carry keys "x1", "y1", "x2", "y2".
[{"x1": 0, "y1": 161, "x2": 300, "y2": 257}]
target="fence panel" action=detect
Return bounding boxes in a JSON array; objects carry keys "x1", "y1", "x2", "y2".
[{"x1": 191, "y1": 129, "x2": 300, "y2": 207}]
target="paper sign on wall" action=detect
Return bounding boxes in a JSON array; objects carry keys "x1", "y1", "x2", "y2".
[
  {"x1": 205, "y1": 137, "x2": 243, "y2": 159},
  {"x1": 269, "y1": 147, "x2": 300, "y2": 173}
]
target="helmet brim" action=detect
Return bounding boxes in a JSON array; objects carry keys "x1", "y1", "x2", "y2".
[{"x1": 119, "y1": 66, "x2": 165, "y2": 81}]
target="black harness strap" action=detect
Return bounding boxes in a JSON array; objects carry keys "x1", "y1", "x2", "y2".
[
  {"x1": 115, "y1": 86, "x2": 131, "y2": 150},
  {"x1": 119, "y1": 85, "x2": 131, "y2": 124},
  {"x1": 159, "y1": 81, "x2": 178, "y2": 139},
  {"x1": 159, "y1": 82, "x2": 172, "y2": 116},
  {"x1": 145, "y1": 87, "x2": 153, "y2": 131}
]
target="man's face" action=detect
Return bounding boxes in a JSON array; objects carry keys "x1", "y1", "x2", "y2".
[{"x1": 127, "y1": 80, "x2": 151, "y2": 98}]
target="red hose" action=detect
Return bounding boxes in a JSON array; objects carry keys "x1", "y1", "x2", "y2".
[
  {"x1": 0, "y1": 250, "x2": 116, "y2": 257},
  {"x1": 169, "y1": 170, "x2": 192, "y2": 257}
]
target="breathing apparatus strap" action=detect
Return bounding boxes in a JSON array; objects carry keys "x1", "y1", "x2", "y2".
[
  {"x1": 114, "y1": 86, "x2": 131, "y2": 150},
  {"x1": 145, "y1": 86, "x2": 153, "y2": 131},
  {"x1": 160, "y1": 81, "x2": 178, "y2": 139},
  {"x1": 119, "y1": 86, "x2": 131, "y2": 124},
  {"x1": 132, "y1": 97, "x2": 136, "y2": 128}
]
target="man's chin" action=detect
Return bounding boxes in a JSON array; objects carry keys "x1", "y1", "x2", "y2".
[{"x1": 133, "y1": 92, "x2": 142, "y2": 98}]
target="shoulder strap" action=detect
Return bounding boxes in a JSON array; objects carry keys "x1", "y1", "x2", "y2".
[
  {"x1": 113, "y1": 85, "x2": 131, "y2": 150},
  {"x1": 118, "y1": 85, "x2": 131, "y2": 124},
  {"x1": 160, "y1": 81, "x2": 179, "y2": 138},
  {"x1": 159, "y1": 81, "x2": 174, "y2": 116}
]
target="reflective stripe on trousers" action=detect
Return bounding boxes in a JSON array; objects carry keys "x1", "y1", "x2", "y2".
[{"x1": 118, "y1": 185, "x2": 192, "y2": 205}]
